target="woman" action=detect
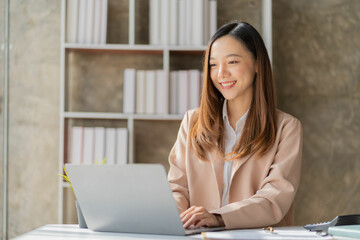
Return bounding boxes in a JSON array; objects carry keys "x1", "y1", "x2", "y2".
[{"x1": 168, "y1": 22, "x2": 303, "y2": 230}]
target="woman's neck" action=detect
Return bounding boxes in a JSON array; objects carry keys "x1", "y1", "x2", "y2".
[{"x1": 227, "y1": 98, "x2": 251, "y2": 130}]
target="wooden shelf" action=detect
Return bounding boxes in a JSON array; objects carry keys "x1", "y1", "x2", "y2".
[
  {"x1": 63, "y1": 112, "x2": 184, "y2": 121},
  {"x1": 65, "y1": 43, "x2": 207, "y2": 51}
]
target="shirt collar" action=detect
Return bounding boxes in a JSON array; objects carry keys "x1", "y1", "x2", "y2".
[
  {"x1": 222, "y1": 100, "x2": 229, "y2": 121},
  {"x1": 222, "y1": 100, "x2": 249, "y2": 130}
]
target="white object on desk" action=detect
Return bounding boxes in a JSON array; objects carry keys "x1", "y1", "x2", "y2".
[
  {"x1": 202, "y1": 226, "x2": 333, "y2": 239},
  {"x1": 13, "y1": 224, "x2": 198, "y2": 240},
  {"x1": 14, "y1": 225, "x2": 336, "y2": 240}
]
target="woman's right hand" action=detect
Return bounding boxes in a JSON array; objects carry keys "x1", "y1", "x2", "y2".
[{"x1": 180, "y1": 206, "x2": 224, "y2": 229}]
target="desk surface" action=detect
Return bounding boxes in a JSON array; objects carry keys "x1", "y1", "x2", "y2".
[
  {"x1": 13, "y1": 224, "x2": 334, "y2": 240},
  {"x1": 13, "y1": 224, "x2": 201, "y2": 240}
]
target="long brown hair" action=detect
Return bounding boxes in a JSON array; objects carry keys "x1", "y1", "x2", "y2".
[{"x1": 189, "y1": 22, "x2": 277, "y2": 160}]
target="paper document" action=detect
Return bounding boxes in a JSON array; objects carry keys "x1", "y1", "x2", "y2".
[{"x1": 200, "y1": 227, "x2": 333, "y2": 240}]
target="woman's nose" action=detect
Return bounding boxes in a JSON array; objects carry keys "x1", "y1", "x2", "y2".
[{"x1": 218, "y1": 64, "x2": 230, "y2": 78}]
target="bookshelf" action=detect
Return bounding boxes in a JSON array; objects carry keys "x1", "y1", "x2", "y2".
[{"x1": 58, "y1": 0, "x2": 272, "y2": 224}]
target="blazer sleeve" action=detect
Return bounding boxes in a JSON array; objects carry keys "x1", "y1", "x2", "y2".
[
  {"x1": 167, "y1": 111, "x2": 191, "y2": 213},
  {"x1": 211, "y1": 117, "x2": 303, "y2": 229}
]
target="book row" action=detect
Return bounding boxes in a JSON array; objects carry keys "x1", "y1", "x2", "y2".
[
  {"x1": 123, "y1": 69, "x2": 203, "y2": 115},
  {"x1": 66, "y1": 0, "x2": 108, "y2": 44},
  {"x1": 70, "y1": 127, "x2": 128, "y2": 165},
  {"x1": 150, "y1": 0, "x2": 217, "y2": 46}
]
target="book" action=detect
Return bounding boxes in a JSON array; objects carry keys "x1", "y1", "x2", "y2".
[
  {"x1": 66, "y1": 0, "x2": 78, "y2": 43},
  {"x1": 178, "y1": 0, "x2": 186, "y2": 45},
  {"x1": 136, "y1": 70, "x2": 146, "y2": 114},
  {"x1": 155, "y1": 70, "x2": 168, "y2": 115},
  {"x1": 149, "y1": 0, "x2": 161, "y2": 45},
  {"x1": 145, "y1": 70, "x2": 156, "y2": 114},
  {"x1": 169, "y1": 0, "x2": 178, "y2": 45},
  {"x1": 169, "y1": 71, "x2": 178, "y2": 114},
  {"x1": 100, "y1": 0, "x2": 108, "y2": 44},
  {"x1": 70, "y1": 127, "x2": 84, "y2": 164},
  {"x1": 116, "y1": 128, "x2": 128, "y2": 164},
  {"x1": 177, "y1": 70, "x2": 189, "y2": 114},
  {"x1": 94, "y1": 127, "x2": 105, "y2": 163},
  {"x1": 161, "y1": 0, "x2": 168, "y2": 45},
  {"x1": 85, "y1": 0, "x2": 94, "y2": 44},
  {"x1": 209, "y1": 0, "x2": 217, "y2": 40},
  {"x1": 189, "y1": 70, "x2": 201, "y2": 109},
  {"x1": 83, "y1": 127, "x2": 94, "y2": 164},
  {"x1": 328, "y1": 225, "x2": 360, "y2": 239},
  {"x1": 148, "y1": 0, "x2": 216, "y2": 46},
  {"x1": 192, "y1": 0, "x2": 203, "y2": 46},
  {"x1": 203, "y1": 0, "x2": 210, "y2": 45},
  {"x1": 105, "y1": 128, "x2": 116, "y2": 164},
  {"x1": 123, "y1": 68, "x2": 136, "y2": 114},
  {"x1": 77, "y1": 0, "x2": 87, "y2": 44},
  {"x1": 185, "y1": 0, "x2": 192, "y2": 45},
  {"x1": 92, "y1": 0, "x2": 102, "y2": 44}
]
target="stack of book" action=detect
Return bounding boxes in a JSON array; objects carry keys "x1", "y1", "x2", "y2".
[
  {"x1": 123, "y1": 69, "x2": 203, "y2": 115},
  {"x1": 70, "y1": 127, "x2": 128, "y2": 165},
  {"x1": 66, "y1": 0, "x2": 108, "y2": 44},
  {"x1": 170, "y1": 70, "x2": 203, "y2": 114},
  {"x1": 150, "y1": 0, "x2": 217, "y2": 46}
]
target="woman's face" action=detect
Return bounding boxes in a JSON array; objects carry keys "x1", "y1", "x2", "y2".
[{"x1": 209, "y1": 35, "x2": 257, "y2": 105}]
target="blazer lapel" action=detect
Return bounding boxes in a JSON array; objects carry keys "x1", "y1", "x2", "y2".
[
  {"x1": 230, "y1": 153, "x2": 252, "y2": 185},
  {"x1": 207, "y1": 148, "x2": 223, "y2": 205}
]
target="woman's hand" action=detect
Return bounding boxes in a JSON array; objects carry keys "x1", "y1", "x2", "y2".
[{"x1": 180, "y1": 206, "x2": 225, "y2": 229}]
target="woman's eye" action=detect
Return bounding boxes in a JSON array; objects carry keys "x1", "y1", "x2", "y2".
[
  {"x1": 229, "y1": 60, "x2": 238, "y2": 64},
  {"x1": 209, "y1": 63, "x2": 216, "y2": 67}
]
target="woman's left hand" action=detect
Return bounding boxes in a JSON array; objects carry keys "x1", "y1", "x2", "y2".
[{"x1": 180, "y1": 206, "x2": 224, "y2": 229}]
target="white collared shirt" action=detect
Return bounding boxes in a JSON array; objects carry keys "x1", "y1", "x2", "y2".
[{"x1": 221, "y1": 100, "x2": 248, "y2": 207}]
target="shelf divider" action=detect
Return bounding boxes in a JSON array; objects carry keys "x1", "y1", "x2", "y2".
[{"x1": 64, "y1": 111, "x2": 184, "y2": 121}]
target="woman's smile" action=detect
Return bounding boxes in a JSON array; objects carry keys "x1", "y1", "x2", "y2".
[{"x1": 219, "y1": 80, "x2": 237, "y2": 89}]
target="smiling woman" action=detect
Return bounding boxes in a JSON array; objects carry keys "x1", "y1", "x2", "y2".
[
  {"x1": 167, "y1": 22, "x2": 303, "y2": 230},
  {"x1": 209, "y1": 35, "x2": 256, "y2": 129}
]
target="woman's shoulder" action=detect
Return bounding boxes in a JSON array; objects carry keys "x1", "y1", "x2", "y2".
[
  {"x1": 180, "y1": 108, "x2": 199, "y2": 128},
  {"x1": 186, "y1": 108, "x2": 199, "y2": 118},
  {"x1": 183, "y1": 108, "x2": 199, "y2": 121},
  {"x1": 275, "y1": 109, "x2": 302, "y2": 129}
]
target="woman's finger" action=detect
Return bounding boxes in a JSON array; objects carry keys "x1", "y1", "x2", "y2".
[
  {"x1": 194, "y1": 218, "x2": 209, "y2": 228},
  {"x1": 181, "y1": 206, "x2": 202, "y2": 223},
  {"x1": 180, "y1": 206, "x2": 196, "y2": 218},
  {"x1": 183, "y1": 212, "x2": 205, "y2": 229}
]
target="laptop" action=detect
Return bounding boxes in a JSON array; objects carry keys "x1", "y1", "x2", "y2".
[{"x1": 65, "y1": 164, "x2": 225, "y2": 235}]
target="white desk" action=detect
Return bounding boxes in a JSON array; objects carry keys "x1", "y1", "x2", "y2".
[
  {"x1": 13, "y1": 224, "x2": 335, "y2": 240},
  {"x1": 12, "y1": 224, "x2": 201, "y2": 240}
]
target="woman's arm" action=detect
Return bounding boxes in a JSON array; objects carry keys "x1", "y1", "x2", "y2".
[
  {"x1": 211, "y1": 117, "x2": 303, "y2": 229},
  {"x1": 168, "y1": 111, "x2": 191, "y2": 213}
]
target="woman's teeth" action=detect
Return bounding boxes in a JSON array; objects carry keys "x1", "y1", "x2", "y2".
[{"x1": 220, "y1": 81, "x2": 236, "y2": 87}]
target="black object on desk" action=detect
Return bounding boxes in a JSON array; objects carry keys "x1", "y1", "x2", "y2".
[{"x1": 304, "y1": 214, "x2": 360, "y2": 233}]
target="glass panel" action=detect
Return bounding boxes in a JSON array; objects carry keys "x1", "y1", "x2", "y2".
[
  {"x1": 7, "y1": 1, "x2": 61, "y2": 237},
  {"x1": 0, "y1": 0, "x2": 5, "y2": 236}
]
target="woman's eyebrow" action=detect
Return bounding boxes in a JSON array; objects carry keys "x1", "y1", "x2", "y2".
[
  {"x1": 210, "y1": 54, "x2": 242, "y2": 60},
  {"x1": 226, "y1": 53, "x2": 242, "y2": 58}
]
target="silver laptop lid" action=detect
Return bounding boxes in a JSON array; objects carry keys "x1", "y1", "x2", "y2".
[{"x1": 65, "y1": 164, "x2": 186, "y2": 235}]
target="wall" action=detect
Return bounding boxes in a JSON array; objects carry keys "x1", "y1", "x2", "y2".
[
  {"x1": 273, "y1": 0, "x2": 360, "y2": 225},
  {"x1": 6, "y1": 0, "x2": 60, "y2": 238},
  {"x1": 2, "y1": 0, "x2": 360, "y2": 238},
  {"x1": 0, "y1": 0, "x2": 4, "y2": 236}
]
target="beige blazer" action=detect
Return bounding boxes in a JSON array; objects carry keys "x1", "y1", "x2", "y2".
[{"x1": 168, "y1": 109, "x2": 303, "y2": 229}]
